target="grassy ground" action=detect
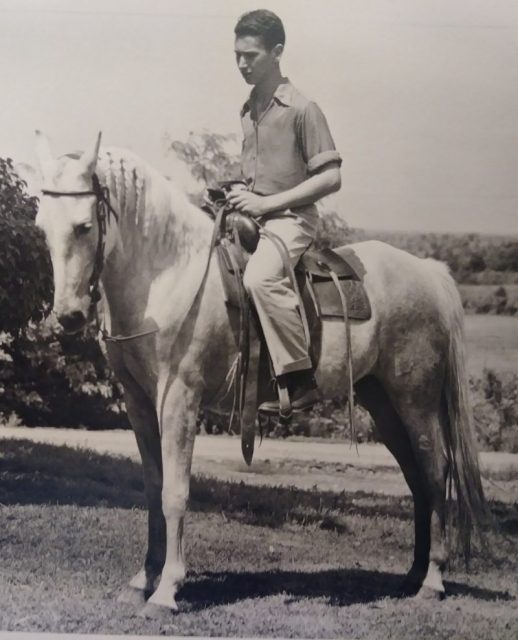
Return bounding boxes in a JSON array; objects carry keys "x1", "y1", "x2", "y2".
[{"x1": 0, "y1": 439, "x2": 517, "y2": 638}]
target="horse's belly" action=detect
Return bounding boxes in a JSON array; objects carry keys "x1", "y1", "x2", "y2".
[{"x1": 317, "y1": 316, "x2": 377, "y2": 396}]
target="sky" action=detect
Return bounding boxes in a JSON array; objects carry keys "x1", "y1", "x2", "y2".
[{"x1": 1, "y1": 0, "x2": 517, "y2": 234}]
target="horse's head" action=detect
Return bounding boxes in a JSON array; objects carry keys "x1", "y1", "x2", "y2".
[{"x1": 34, "y1": 131, "x2": 103, "y2": 333}]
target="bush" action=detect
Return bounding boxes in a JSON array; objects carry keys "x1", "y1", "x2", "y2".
[
  {"x1": 359, "y1": 229, "x2": 518, "y2": 286},
  {"x1": 0, "y1": 157, "x2": 53, "y2": 332},
  {"x1": 458, "y1": 284, "x2": 518, "y2": 316},
  {"x1": 470, "y1": 369, "x2": 518, "y2": 453},
  {"x1": 0, "y1": 318, "x2": 128, "y2": 429}
]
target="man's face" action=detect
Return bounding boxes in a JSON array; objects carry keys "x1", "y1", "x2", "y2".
[{"x1": 234, "y1": 35, "x2": 280, "y2": 85}]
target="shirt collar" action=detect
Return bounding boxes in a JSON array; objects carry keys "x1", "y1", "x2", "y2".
[{"x1": 241, "y1": 78, "x2": 294, "y2": 117}]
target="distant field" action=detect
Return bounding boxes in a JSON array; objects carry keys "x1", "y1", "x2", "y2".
[{"x1": 465, "y1": 314, "x2": 518, "y2": 376}]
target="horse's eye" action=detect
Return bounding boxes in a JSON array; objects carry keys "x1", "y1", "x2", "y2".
[{"x1": 74, "y1": 222, "x2": 93, "y2": 237}]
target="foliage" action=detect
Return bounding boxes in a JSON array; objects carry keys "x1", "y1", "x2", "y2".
[
  {"x1": 0, "y1": 318, "x2": 127, "y2": 429},
  {"x1": 313, "y1": 208, "x2": 360, "y2": 249},
  {"x1": 459, "y1": 284, "x2": 518, "y2": 316},
  {"x1": 471, "y1": 369, "x2": 518, "y2": 453},
  {"x1": 167, "y1": 130, "x2": 242, "y2": 204},
  {"x1": 0, "y1": 157, "x2": 53, "y2": 332},
  {"x1": 361, "y1": 229, "x2": 518, "y2": 285}
]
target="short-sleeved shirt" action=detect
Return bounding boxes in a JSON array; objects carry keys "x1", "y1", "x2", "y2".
[{"x1": 240, "y1": 79, "x2": 341, "y2": 217}]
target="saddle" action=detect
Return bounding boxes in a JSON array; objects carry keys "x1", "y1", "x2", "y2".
[
  {"x1": 203, "y1": 182, "x2": 371, "y2": 323},
  {"x1": 203, "y1": 182, "x2": 371, "y2": 440}
]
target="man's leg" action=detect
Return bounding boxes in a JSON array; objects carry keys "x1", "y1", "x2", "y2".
[{"x1": 243, "y1": 214, "x2": 319, "y2": 412}]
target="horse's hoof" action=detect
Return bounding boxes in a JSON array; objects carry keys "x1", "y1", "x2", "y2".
[
  {"x1": 117, "y1": 586, "x2": 147, "y2": 607},
  {"x1": 398, "y1": 579, "x2": 420, "y2": 597},
  {"x1": 415, "y1": 585, "x2": 445, "y2": 601},
  {"x1": 139, "y1": 601, "x2": 178, "y2": 619},
  {"x1": 399, "y1": 569, "x2": 426, "y2": 596}
]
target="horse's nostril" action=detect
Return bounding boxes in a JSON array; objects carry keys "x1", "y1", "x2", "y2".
[{"x1": 58, "y1": 310, "x2": 86, "y2": 334}]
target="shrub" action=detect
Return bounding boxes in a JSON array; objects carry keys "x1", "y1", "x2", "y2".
[
  {"x1": 470, "y1": 369, "x2": 518, "y2": 453},
  {"x1": 0, "y1": 318, "x2": 128, "y2": 429},
  {"x1": 459, "y1": 284, "x2": 518, "y2": 316},
  {"x1": 0, "y1": 157, "x2": 53, "y2": 331}
]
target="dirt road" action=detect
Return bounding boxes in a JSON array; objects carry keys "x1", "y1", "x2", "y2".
[{"x1": 1, "y1": 426, "x2": 516, "y2": 501}]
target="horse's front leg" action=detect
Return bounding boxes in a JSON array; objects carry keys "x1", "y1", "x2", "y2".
[
  {"x1": 118, "y1": 387, "x2": 165, "y2": 605},
  {"x1": 143, "y1": 372, "x2": 199, "y2": 614},
  {"x1": 105, "y1": 343, "x2": 165, "y2": 606}
]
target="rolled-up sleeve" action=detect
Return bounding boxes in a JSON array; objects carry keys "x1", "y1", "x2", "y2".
[{"x1": 300, "y1": 101, "x2": 342, "y2": 174}]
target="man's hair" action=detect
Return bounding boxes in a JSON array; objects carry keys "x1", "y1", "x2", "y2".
[{"x1": 234, "y1": 9, "x2": 286, "y2": 50}]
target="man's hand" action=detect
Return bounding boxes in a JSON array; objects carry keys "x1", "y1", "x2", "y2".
[{"x1": 227, "y1": 190, "x2": 272, "y2": 217}]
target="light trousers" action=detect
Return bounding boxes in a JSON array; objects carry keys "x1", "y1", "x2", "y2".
[{"x1": 243, "y1": 212, "x2": 316, "y2": 376}]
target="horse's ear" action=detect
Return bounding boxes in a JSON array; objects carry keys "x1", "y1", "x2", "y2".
[
  {"x1": 34, "y1": 130, "x2": 56, "y2": 181},
  {"x1": 80, "y1": 132, "x2": 102, "y2": 175},
  {"x1": 15, "y1": 162, "x2": 42, "y2": 198}
]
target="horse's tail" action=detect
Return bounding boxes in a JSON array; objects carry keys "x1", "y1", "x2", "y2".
[{"x1": 431, "y1": 260, "x2": 490, "y2": 562}]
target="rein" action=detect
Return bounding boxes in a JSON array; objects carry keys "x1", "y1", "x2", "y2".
[{"x1": 41, "y1": 175, "x2": 158, "y2": 343}]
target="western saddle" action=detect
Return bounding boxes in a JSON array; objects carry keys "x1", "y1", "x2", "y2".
[{"x1": 202, "y1": 181, "x2": 371, "y2": 433}]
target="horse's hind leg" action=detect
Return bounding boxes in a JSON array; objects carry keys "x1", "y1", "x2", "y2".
[
  {"x1": 355, "y1": 376, "x2": 433, "y2": 593},
  {"x1": 386, "y1": 385, "x2": 450, "y2": 599}
]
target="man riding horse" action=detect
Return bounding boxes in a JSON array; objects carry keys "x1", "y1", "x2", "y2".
[{"x1": 228, "y1": 10, "x2": 342, "y2": 415}]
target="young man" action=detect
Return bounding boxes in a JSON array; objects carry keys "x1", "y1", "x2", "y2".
[{"x1": 228, "y1": 9, "x2": 342, "y2": 414}]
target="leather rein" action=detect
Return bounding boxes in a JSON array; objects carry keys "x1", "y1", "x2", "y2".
[{"x1": 41, "y1": 174, "x2": 158, "y2": 343}]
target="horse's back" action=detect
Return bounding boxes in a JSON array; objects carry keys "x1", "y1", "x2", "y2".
[
  {"x1": 322, "y1": 240, "x2": 459, "y2": 378},
  {"x1": 335, "y1": 239, "x2": 454, "y2": 308}
]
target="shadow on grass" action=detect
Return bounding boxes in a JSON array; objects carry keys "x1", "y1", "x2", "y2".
[
  {"x1": 175, "y1": 567, "x2": 513, "y2": 611},
  {"x1": 1, "y1": 438, "x2": 517, "y2": 536}
]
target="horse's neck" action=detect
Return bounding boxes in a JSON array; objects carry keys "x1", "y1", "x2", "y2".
[
  {"x1": 98, "y1": 151, "x2": 213, "y2": 331},
  {"x1": 99, "y1": 152, "x2": 211, "y2": 266}
]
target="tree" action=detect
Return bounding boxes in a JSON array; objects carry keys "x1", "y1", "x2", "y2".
[
  {"x1": 166, "y1": 130, "x2": 242, "y2": 204},
  {"x1": 314, "y1": 208, "x2": 356, "y2": 249},
  {"x1": 0, "y1": 157, "x2": 53, "y2": 333}
]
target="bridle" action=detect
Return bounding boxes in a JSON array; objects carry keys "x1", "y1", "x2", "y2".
[{"x1": 41, "y1": 174, "x2": 158, "y2": 343}]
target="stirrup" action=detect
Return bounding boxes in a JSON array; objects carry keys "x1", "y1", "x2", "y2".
[{"x1": 258, "y1": 378, "x2": 292, "y2": 424}]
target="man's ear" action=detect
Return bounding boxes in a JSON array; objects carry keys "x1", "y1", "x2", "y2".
[
  {"x1": 14, "y1": 162, "x2": 42, "y2": 198},
  {"x1": 272, "y1": 43, "x2": 284, "y2": 63}
]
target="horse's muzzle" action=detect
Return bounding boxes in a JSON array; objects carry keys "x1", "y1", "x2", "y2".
[{"x1": 58, "y1": 310, "x2": 87, "y2": 334}]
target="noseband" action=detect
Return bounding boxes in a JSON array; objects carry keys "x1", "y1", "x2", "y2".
[{"x1": 41, "y1": 174, "x2": 118, "y2": 318}]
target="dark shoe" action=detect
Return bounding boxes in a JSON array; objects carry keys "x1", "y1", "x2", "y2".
[
  {"x1": 258, "y1": 370, "x2": 321, "y2": 415},
  {"x1": 291, "y1": 386, "x2": 322, "y2": 412}
]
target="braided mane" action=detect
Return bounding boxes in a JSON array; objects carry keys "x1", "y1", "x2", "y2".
[
  {"x1": 59, "y1": 147, "x2": 212, "y2": 266},
  {"x1": 99, "y1": 148, "x2": 212, "y2": 263}
]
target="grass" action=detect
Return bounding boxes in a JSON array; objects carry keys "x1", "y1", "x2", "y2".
[{"x1": 0, "y1": 439, "x2": 517, "y2": 638}]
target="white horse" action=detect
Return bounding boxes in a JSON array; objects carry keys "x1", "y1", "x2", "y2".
[{"x1": 31, "y1": 131, "x2": 487, "y2": 615}]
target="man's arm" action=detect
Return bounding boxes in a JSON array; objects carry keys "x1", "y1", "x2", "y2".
[{"x1": 228, "y1": 162, "x2": 341, "y2": 217}]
